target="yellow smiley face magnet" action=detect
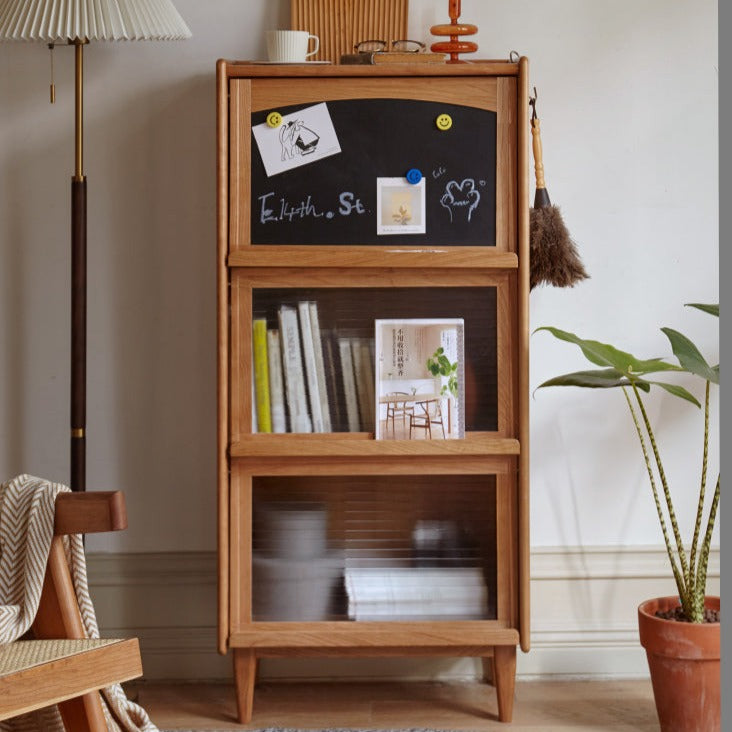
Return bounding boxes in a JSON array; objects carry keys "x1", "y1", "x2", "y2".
[
  {"x1": 266, "y1": 111, "x2": 283, "y2": 128},
  {"x1": 435, "y1": 113, "x2": 453, "y2": 131}
]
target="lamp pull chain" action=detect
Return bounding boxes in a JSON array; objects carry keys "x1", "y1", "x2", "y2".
[{"x1": 48, "y1": 43, "x2": 56, "y2": 104}]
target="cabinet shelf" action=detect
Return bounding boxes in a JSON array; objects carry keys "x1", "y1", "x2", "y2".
[
  {"x1": 228, "y1": 247, "x2": 518, "y2": 269},
  {"x1": 230, "y1": 621, "x2": 520, "y2": 651},
  {"x1": 230, "y1": 433, "x2": 519, "y2": 459}
]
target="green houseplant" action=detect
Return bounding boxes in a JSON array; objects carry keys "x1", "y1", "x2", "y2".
[
  {"x1": 535, "y1": 303, "x2": 719, "y2": 731},
  {"x1": 426, "y1": 346, "x2": 458, "y2": 398}
]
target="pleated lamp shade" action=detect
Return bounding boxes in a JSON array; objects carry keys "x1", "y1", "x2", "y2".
[{"x1": 0, "y1": 0, "x2": 191, "y2": 41}]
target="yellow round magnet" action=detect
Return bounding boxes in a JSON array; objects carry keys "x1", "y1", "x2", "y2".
[
  {"x1": 266, "y1": 111, "x2": 283, "y2": 128},
  {"x1": 435, "y1": 113, "x2": 453, "y2": 131}
]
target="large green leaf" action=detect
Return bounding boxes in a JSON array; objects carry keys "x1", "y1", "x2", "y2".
[
  {"x1": 646, "y1": 380, "x2": 702, "y2": 407},
  {"x1": 534, "y1": 327, "x2": 681, "y2": 376},
  {"x1": 661, "y1": 327, "x2": 719, "y2": 384},
  {"x1": 686, "y1": 303, "x2": 719, "y2": 317},
  {"x1": 537, "y1": 369, "x2": 651, "y2": 390}
]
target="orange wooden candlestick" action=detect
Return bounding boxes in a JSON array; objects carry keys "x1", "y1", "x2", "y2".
[{"x1": 430, "y1": 0, "x2": 478, "y2": 63}]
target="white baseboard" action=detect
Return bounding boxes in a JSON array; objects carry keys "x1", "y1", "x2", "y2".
[{"x1": 86, "y1": 546, "x2": 719, "y2": 682}]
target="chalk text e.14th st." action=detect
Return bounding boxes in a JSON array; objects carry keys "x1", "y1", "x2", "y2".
[{"x1": 258, "y1": 191, "x2": 366, "y2": 224}]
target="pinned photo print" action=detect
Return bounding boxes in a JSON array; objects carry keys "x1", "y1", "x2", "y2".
[{"x1": 376, "y1": 177, "x2": 426, "y2": 235}]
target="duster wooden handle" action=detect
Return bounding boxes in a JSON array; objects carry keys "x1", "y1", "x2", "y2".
[{"x1": 531, "y1": 117, "x2": 547, "y2": 189}]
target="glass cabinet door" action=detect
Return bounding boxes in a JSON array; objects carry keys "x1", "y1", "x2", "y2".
[{"x1": 250, "y1": 474, "x2": 499, "y2": 623}]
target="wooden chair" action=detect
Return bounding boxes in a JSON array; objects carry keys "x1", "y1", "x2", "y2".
[
  {"x1": 409, "y1": 398, "x2": 446, "y2": 439},
  {"x1": 385, "y1": 391, "x2": 414, "y2": 432},
  {"x1": 0, "y1": 491, "x2": 143, "y2": 730}
]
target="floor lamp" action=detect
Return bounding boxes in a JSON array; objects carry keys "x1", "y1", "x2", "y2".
[{"x1": 0, "y1": 0, "x2": 191, "y2": 491}]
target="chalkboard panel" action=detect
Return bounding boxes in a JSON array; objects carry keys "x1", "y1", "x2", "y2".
[{"x1": 251, "y1": 99, "x2": 496, "y2": 246}]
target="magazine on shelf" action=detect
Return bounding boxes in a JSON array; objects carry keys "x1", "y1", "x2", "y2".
[
  {"x1": 338, "y1": 336, "x2": 361, "y2": 431},
  {"x1": 266, "y1": 328, "x2": 287, "y2": 433},
  {"x1": 322, "y1": 330, "x2": 346, "y2": 432},
  {"x1": 307, "y1": 301, "x2": 332, "y2": 432},
  {"x1": 374, "y1": 318, "x2": 465, "y2": 440},
  {"x1": 278, "y1": 305, "x2": 312, "y2": 433},
  {"x1": 352, "y1": 337, "x2": 375, "y2": 433},
  {"x1": 297, "y1": 301, "x2": 326, "y2": 432}
]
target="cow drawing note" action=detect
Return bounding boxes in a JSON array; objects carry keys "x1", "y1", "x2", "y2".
[
  {"x1": 252, "y1": 102, "x2": 341, "y2": 177},
  {"x1": 440, "y1": 179, "x2": 481, "y2": 223}
]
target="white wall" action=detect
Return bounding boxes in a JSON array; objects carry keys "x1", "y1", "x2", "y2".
[{"x1": 0, "y1": 0, "x2": 719, "y2": 677}]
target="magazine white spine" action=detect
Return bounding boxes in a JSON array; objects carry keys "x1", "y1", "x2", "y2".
[
  {"x1": 338, "y1": 337, "x2": 361, "y2": 431},
  {"x1": 308, "y1": 301, "x2": 332, "y2": 432},
  {"x1": 297, "y1": 301, "x2": 325, "y2": 432},
  {"x1": 278, "y1": 305, "x2": 312, "y2": 433},
  {"x1": 267, "y1": 328, "x2": 287, "y2": 433}
]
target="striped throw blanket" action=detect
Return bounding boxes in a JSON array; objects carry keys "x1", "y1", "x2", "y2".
[{"x1": 0, "y1": 474, "x2": 157, "y2": 731}]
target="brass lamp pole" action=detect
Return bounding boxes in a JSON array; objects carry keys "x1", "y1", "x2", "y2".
[{"x1": 0, "y1": 0, "x2": 191, "y2": 491}]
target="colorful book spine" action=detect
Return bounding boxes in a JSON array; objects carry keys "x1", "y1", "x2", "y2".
[
  {"x1": 267, "y1": 328, "x2": 287, "y2": 433},
  {"x1": 252, "y1": 318, "x2": 272, "y2": 433}
]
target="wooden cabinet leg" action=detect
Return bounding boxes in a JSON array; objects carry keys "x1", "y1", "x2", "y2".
[
  {"x1": 493, "y1": 645, "x2": 517, "y2": 722},
  {"x1": 481, "y1": 654, "x2": 496, "y2": 686},
  {"x1": 233, "y1": 650, "x2": 257, "y2": 724}
]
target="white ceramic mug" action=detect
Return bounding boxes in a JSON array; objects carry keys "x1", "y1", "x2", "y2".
[{"x1": 266, "y1": 30, "x2": 320, "y2": 63}]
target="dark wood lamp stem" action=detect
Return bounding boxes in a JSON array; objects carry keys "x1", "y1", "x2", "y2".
[{"x1": 70, "y1": 38, "x2": 87, "y2": 492}]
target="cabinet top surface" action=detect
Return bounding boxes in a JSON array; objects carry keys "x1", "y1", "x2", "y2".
[{"x1": 218, "y1": 59, "x2": 523, "y2": 80}]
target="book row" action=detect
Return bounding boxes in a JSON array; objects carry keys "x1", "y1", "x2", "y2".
[{"x1": 252, "y1": 301, "x2": 375, "y2": 433}]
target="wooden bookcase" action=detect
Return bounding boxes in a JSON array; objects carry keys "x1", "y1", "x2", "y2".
[{"x1": 216, "y1": 59, "x2": 530, "y2": 723}]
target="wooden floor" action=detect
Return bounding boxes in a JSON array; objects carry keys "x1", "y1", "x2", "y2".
[{"x1": 130, "y1": 679, "x2": 658, "y2": 731}]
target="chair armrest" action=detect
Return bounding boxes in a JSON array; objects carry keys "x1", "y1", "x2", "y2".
[{"x1": 54, "y1": 491, "x2": 128, "y2": 536}]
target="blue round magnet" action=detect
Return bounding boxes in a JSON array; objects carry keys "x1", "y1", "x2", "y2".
[{"x1": 406, "y1": 168, "x2": 423, "y2": 184}]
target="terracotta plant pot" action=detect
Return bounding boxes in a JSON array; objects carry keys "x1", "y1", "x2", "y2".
[{"x1": 638, "y1": 596, "x2": 720, "y2": 732}]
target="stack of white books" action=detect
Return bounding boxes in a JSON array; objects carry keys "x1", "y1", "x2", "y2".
[{"x1": 344, "y1": 566, "x2": 488, "y2": 621}]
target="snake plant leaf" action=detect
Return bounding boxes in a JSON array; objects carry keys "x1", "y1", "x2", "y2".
[
  {"x1": 537, "y1": 368, "x2": 651, "y2": 390},
  {"x1": 661, "y1": 327, "x2": 719, "y2": 384},
  {"x1": 534, "y1": 327, "x2": 681, "y2": 376},
  {"x1": 645, "y1": 380, "x2": 702, "y2": 407},
  {"x1": 685, "y1": 303, "x2": 719, "y2": 317}
]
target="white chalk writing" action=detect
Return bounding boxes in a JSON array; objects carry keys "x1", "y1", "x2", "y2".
[{"x1": 258, "y1": 191, "x2": 366, "y2": 224}]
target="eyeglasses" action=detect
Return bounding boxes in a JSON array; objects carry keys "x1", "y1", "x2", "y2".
[{"x1": 354, "y1": 39, "x2": 426, "y2": 54}]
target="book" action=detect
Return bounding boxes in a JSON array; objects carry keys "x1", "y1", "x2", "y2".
[
  {"x1": 308, "y1": 302, "x2": 332, "y2": 432},
  {"x1": 322, "y1": 330, "x2": 345, "y2": 432},
  {"x1": 297, "y1": 301, "x2": 325, "y2": 432},
  {"x1": 267, "y1": 328, "x2": 287, "y2": 433},
  {"x1": 251, "y1": 371, "x2": 258, "y2": 433},
  {"x1": 344, "y1": 566, "x2": 487, "y2": 621},
  {"x1": 352, "y1": 337, "x2": 375, "y2": 433},
  {"x1": 340, "y1": 51, "x2": 446, "y2": 65},
  {"x1": 374, "y1": 318, "x2": 465, "y2": 440},
  {"x1": 252, "y1": 318, "x2": 272, "y2": 433},
  {"x1": 278, "y1": 305, "x2": 312, "y2": 433},
  {"x1": 338, "y1": 337, "x2": 361, "y2": 431}
]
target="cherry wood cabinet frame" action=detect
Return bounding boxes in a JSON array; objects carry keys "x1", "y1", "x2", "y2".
[{"x1": 217, "y1": 59, "x2": 530, "y2": 724}]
